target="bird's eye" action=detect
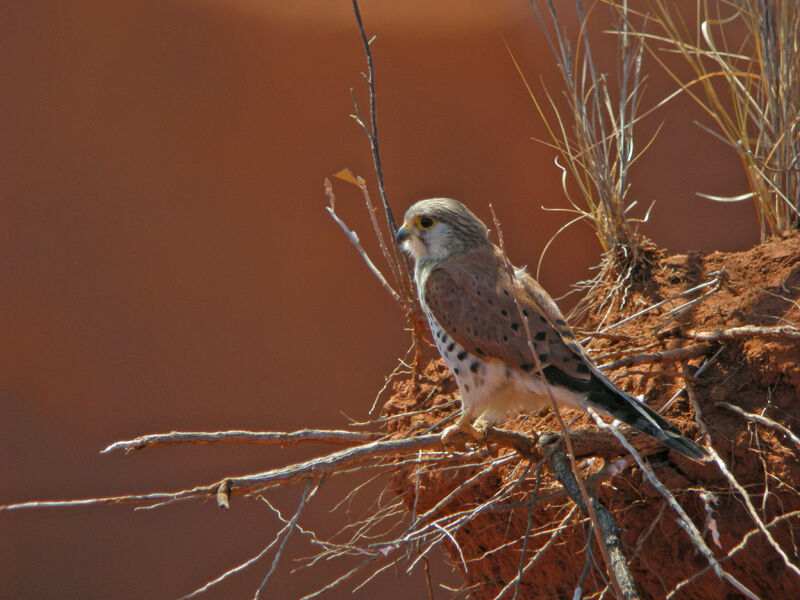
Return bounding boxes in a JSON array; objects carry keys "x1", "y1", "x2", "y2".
[{"x1": 417, "y1": 216, "x2": 435, "y2": 230}]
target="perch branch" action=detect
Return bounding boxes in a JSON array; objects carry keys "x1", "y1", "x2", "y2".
[{"x1": 2, "y1": 425, "x2": 669, "y2": 514}]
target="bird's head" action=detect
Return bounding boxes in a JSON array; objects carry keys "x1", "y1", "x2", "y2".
[{"x1": 397, "y1": 198, "x2": 490, "y2": 263}]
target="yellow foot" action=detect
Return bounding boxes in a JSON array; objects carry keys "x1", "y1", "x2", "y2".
[
  {"x1": 472, "y1": 416, "x2": 490, "y2": 442},
  {"x1": 440, "y1": 413, "x2": 491, "y2": 447}
]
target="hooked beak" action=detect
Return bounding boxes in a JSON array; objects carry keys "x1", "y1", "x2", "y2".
[{"x1": 396, "y1": 224, "x2": 412, "y2": 244}]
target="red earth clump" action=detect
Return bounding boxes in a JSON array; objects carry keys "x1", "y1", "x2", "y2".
[{"x1": 384, "y1": 233, "x2": 800, "y2": 599}]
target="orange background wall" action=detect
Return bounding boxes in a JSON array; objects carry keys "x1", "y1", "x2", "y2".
[{"x1": 0, "y1": 1, "x2": 755, "y2": 598}]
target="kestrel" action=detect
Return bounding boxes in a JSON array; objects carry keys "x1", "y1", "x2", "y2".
[{"x1": 397, "y1": 198, "x2": 708, "y2": 460}]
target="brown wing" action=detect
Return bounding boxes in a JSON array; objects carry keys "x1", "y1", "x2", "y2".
[{"x1": 423, "y1": 246, "x2": 591, "y2": 382}]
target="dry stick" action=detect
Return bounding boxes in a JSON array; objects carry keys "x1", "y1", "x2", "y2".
[
  {"x1": 408, "y1": 455, "x2": 515, "y2": 535},
  {"x1": 491, "y1": 505, "x2": 579, "y2": 600},
  {"x1": 689, "y1": 391, "x2": 800, "y2": 585},
  {"x1": 348, "y1": 0, "x2": 419, "y2": 323},
  {"x1": 549, "y1": 447, "x2": 638, "y2": 600},
  {"x1": 655, "y1": 274, "x2": 726, "y2": 332},
  {"x1": 3, "y1": 426, "x2": 666, "y2": 514},
  {"x1": 584, "y1": 408, "x2": 762, "y2": 600},
  {"x1": 337, "y1": 0, "x2": 427, "y2": 375},
  {"x1": 591, "y1": 339, "x2": 664, "y2": 361},
  {"x1": 256, "y1": 480, "x2": 320, "y2": 598},
  {"x1": 715, "y1": 401, "x2": 800, "y2": 448},
  {"x1": 402, "y1": 456, "x2": 527, "y2": 570},
  {"x1": 0, "y1": 491, "x2": 200, "y2": 512},
  {"x1": 585, "y1": 274, "x2": 724, "y2": 339},
  {"x1": 574, "y1": 534, "x2": 596, "y2": 599},
  {"x1": 684, "y1": 369, "x2": 800, "y2": 580},
  {"x1": 688, "y1": 325, "x2": 800, "y2": 342},
  {"x1": 659, "y1": 344, "x2": 727, "y2": 415},
  {"x1": 597, "y1": 343, "x2": 713, "y2": 370},
  {"x1": 489, "y1": 206, "x2": 632, "y2": 600},
  {"x1": 177, "y1": 480, "x2": 317, "y2": 600},
  {"x1": 345, "y1": 66, "x2": 401, "y2": 293},
  {"x1": 404, "y1": 458, "x2": 542, "y2": 553},
  {"x1": 300, "y1": 555, "x2": 381, "y2": 600},
  {"x1": 355, "y1": 399, "x2": 460, "y2": 427},
  {"x1": 1, "y1": 436, "x2": 451, "y2": 512},
  {"x1": 102, "y1": 429, "x2": 382, "y2": 453},
  {"x1": 667, "y1": 510, "x2": 800, "y2": 599},
  {"x1": 324, "y1": 180, "x2": 402, "y2": 305},
  {"x1": 512, "y1": 468, "x2": 541, "y2": 600},
  {"x1": 343, "y1": 166, "x2": 404, "y2": 298},
  {"x1": 349, "y1": 0, "x2": 395, "y2": 238}
]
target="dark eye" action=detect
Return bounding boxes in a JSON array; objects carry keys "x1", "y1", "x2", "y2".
[{"x1": 418, "y1": 216, "x2": 435, "y2": 230}]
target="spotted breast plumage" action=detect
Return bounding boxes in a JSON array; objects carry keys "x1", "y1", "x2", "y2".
[{"x1": 397, "y1": 198, "x2": 708, "y2": 461}]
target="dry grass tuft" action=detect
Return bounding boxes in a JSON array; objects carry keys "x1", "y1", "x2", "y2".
[
  {"x1": 514, "y1": 1, "x2": 654, "y2": 272},
  {"x1": 629, "y1": 0, "x2": 800, "y2": 239}
]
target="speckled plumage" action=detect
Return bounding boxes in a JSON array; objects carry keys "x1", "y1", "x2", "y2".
[{"x1": 397, "y1": 198, "x2": 708, "y2": 460}]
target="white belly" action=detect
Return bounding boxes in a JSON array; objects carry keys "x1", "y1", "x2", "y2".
[{"x1": 424, "y1": 309, "x2": 583, "y2": 424}]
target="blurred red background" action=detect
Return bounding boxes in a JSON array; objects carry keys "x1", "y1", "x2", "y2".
[{"x1": 0, "y1": 1, "x2": 756, "y2": 598}]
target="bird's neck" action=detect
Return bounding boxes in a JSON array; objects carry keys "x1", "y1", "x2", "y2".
[{"x1": 413, "y1": 258, "x2": 439, "y2": 303}]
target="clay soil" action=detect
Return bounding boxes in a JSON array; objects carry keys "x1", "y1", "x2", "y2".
[{"x1": 384, "y1": 233, "x2": 800, "y2": 599}]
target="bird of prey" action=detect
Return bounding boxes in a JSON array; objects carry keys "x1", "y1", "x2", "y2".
[{"x1": 396, "y1": 198, "x2": 708, "y2": 460}]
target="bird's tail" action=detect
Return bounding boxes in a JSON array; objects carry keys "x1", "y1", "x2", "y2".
[{"x1": 585, "y1": 373, "x2": 709, "y2": 461}]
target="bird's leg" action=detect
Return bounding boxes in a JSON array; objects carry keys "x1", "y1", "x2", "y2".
[
  {"x1": 441, "y1": 409, "x2": 490, "y2": 446},
  {"x1": 440, "y1": 409, "x2": 472, "y2": 445},
  {"x1": 472, "y1": 416, "x2": 490, "y2": 442}
]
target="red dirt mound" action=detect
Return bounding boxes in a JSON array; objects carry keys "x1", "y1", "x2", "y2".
[{"x1": 384, "y1": 233, "x2": 800, "y2": 599}]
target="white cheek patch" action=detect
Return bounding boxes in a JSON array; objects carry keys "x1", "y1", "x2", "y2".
[{"x1": 403, "y1": 236, "x2": 427, "y2": 258}]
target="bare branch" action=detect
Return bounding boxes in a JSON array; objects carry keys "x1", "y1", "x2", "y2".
[
  {"x1": 687, "y1": 325, "x2": 800, "y2": 343},
  {"x1": 102, "y1": 428, "x2": 381, "y2": 454},
  {"x1": 548, "y1": 445, "x2": 639, "y2": 600},
  {"x1": 256, "y1": 479, "x2": 319, "y2": 598}
]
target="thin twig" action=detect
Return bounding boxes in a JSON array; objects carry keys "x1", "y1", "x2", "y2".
[
  {"x1": 588, "y1": 274, "x2": 724, "y2": 337},
  {"x1": 491, "y1": 505, "x2": 579, "y2": 600},
  {"x1": 256, "y1": 479, "x2": 320, "y2": 598},
  {"x1": 667, "y1": 511, "x2": 800, "y2": 598},
  {"x1": 325, "y1": 179, "x2": 402, "y2": 304},
  {"x1": 350, "y1": 0, "x2": 395, "y2": 237},
  {"x1": 685, "y1": 368, "x2": 800, "y2": 580},
  {"x1": 178, "y1": 480, "x2": 318, "y2": 600},
  {"x1": 716, "y1": 401, "x2": 800, "y2": 448}
]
